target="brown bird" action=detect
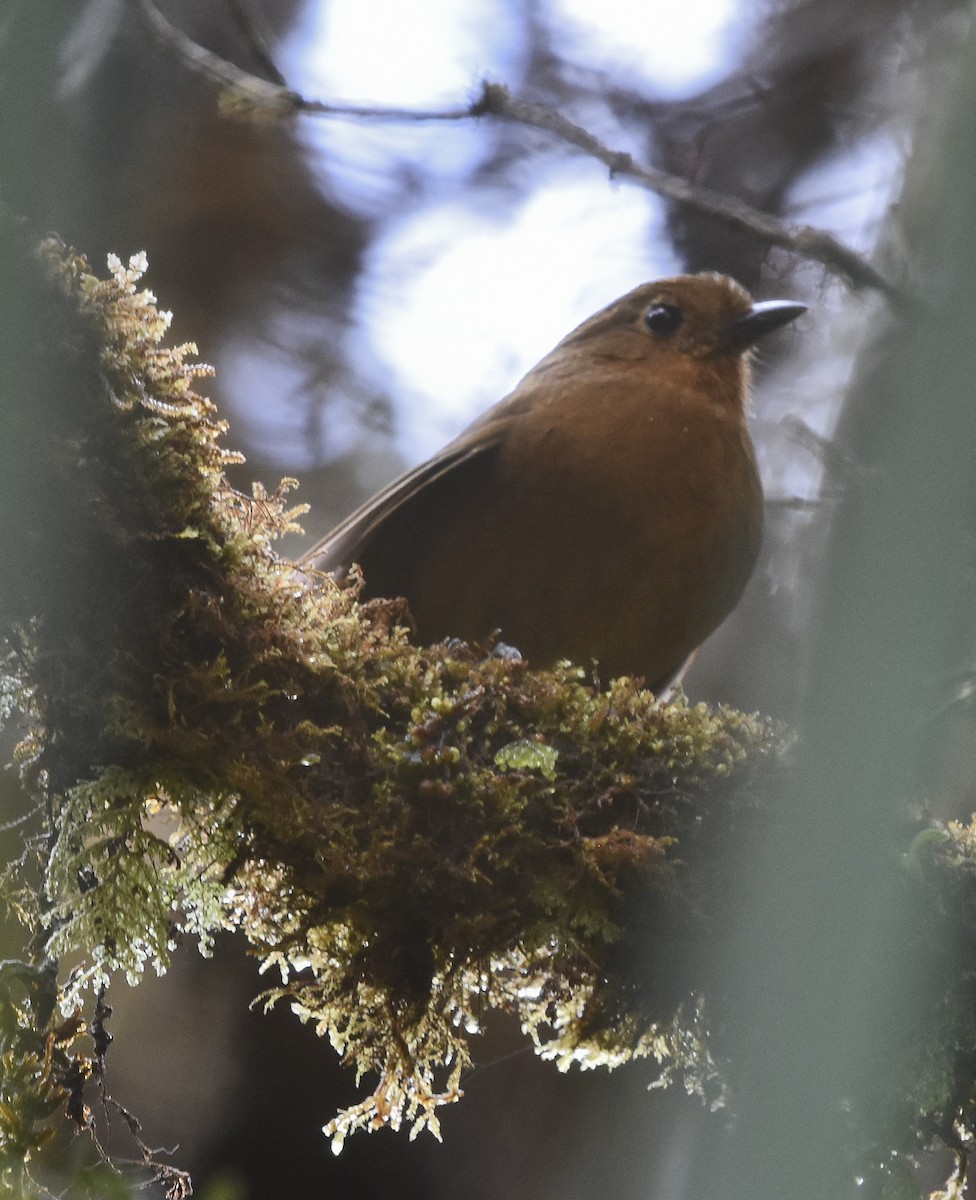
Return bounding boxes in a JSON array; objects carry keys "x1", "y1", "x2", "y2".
[{"x1": 304, "y1": 273, "x2": 805, "y2": 692}]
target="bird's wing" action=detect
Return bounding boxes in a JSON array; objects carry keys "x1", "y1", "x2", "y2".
[{"x1": 301, "y1": 422, "x2": 507, "y2": 574}]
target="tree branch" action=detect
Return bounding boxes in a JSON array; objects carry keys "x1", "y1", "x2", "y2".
[
  {"x1": 131, "y1": 0, "x2": 301, "y2": 115},
  {"x1": 224, "y1": 0, "x2": 287, "y2": 87},
  {"x1": 1, "y1": 234, "x2": 784, "y2": 1156},
  {"x1": 475, "y1": 84, "x2": 904, "y2": 301},
  {"x1": 128, "y1": 0, "x2": 904, "y2": 301}
]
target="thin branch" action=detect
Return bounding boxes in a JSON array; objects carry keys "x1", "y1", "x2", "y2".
[
  {"x1": 764, "y1": 496, "x2": 829, "y2": 511},
  {"x1": 781, "y1": 414, "x2": 881, "y2": 490},
  {"x1": 132, "y1": 0, "x2": 300, "y2": 113},
  {"x1": 225, "y1": 0, "x2": 287, "y2": 87},
  {"x1": 129, "y1": 0, "x2": 904, "y2": 302},
  {"x1": 479, "y1": 85, "x2": 904, "y2": 302},
  {"x1": 130, "y1": 0, "x2": 472, "y2": 119}
]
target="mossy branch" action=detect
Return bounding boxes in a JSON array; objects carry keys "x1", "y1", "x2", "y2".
[
  {"x1": 1, "y1": 227, "x2": 974, "y2": 1197},
  {"x1": 0, "y1": 230, "x2": 780, "y2": 1160}
]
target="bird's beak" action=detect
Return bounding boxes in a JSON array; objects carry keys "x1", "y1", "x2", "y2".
[{"x1": 718, "y1": 300, "x2": 807, "y2": 354}]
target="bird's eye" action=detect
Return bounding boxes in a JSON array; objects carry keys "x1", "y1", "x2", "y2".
[{"x1": 643, "y1": 303, "x2": 684, "y2": 337}]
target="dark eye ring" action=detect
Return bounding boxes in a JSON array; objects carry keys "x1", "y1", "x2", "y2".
[{"x1": 643, "y1": 303, "x2": 683, "y2": 336}]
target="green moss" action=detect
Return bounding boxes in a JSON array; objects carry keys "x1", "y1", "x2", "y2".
[{"x1": 0, "y1": 235, "x2": 788, "y2": 1160}]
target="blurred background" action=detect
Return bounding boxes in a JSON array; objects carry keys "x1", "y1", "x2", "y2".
[{"x1": 2, "y1": 1, "x2": 975, "y2": 1196}]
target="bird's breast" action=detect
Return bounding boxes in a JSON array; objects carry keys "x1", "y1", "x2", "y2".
[
  {"x1": 498, "y1": 377, "x2": 759, "y2": 545},
  {"x1": 477, "y1": 378, "x2": 764, "y2": 682},
  {"x1": 362, "y1": 371, "x2": 764, "y2": 690}
]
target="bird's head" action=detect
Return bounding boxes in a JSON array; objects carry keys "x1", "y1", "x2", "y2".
[{"x1": 559, "y1": 272, "x2": 806, "y2": 365}]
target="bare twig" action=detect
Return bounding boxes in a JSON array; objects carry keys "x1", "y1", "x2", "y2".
[
  {"x1": 477, "y1": 84, "x2": 902, "y2": 301},
  {"x1": 225, "y1": 0, "x2": 287, "y2": 87},
  {"x1": 764, "y1": 496, "x2": 828, "y2": 511},
  {"x1": 130, "y1": 0, "x2": 472, "y2": 119},
  {"x1": 132, "y1": 0, "x2": 300, "y2": 113},
  {"x1": 129, "y1": 0, "x2": 904, "y2": 301},
  {"x1": 781, "y1": 414, "x2": 880, "y2": 489}
]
